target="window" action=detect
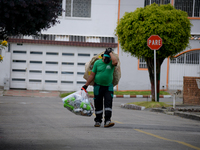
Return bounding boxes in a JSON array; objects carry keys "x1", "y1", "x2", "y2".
[
  {"x1": 12, "y1": 69, "x2": 26, "y2": 72},
  {"x1": 30, "y1": 51, "x2": 43, "y2": 55},
  {"x1": 46, "y1": 62, "x2": 58, "y2": 65},
  {"x1": 144, "y1": 0, "x2": 171, "y2": 6},
  {"x1": 46, "y1": 52, "x2": 58, "y2": 55},
  {"x1": 58, "y1": 0, "x2": 63, "y2": 16},
  {"x1": 65, "y1": 0, "x2": 91, "y2": 18},
  {"x1": 186, "y1": 51, "x2": 199, "y2": 64},
  {"x1": 29, "y1": 70, "x2": 42, "y2": 73},
  {"x1": 139, "y1": 57, "x2": 148, "y2": 69},
  {"x1": 13, "y1": 51, "x2": 26, "y2": 54},
  {"x1": 13, "y1": 60, "x2": 26, "y2": 63},
  {"x1": 30, "y1": 61, "x2": 42, "y2": 64},
  {"x1": 61, "y1": 81, "x2": 73, "y2": 84},
  {"x1": 61, "y1": 71, "x2": 74, "y2": 74},
  {"x1": 78, "y1": 63, "x2": 85, "y2": 65},
  {"x1": 29, "y1": 80, "x2": 42, "y2": 83},
  {"x1": 78, "y1": 53, "x2": 90, "y2": 57},
  {"x1": 170, "y1": 50, "x2": 200, "y2": 64},
  {"x1": 45, "y1": 71, "x2": 58, "y2": 74},
  {"x1": 62, "y1": 53, "x2": 74, "y2": 56},
  {"x1": 62, "y1": 62, "x2": 74, "y2": 65},
  {"x1": 174, "y1": 0, "x2": 200, "y2": 17}
]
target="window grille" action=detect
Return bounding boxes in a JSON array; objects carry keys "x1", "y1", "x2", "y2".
[
  {"x1": 177, "y1": 55, "x2": 185, "y2": 63},
  {"x1": 33, "y1": 35, "x2": 56, "y2": 40},
  {"x1": 139, "y1": 57, "x2": 148, "y2": 68},
  {"x1": 70, "y1": 35, "x2": 85, "y2": 42},
  {"x1": 65, "y1": 0, "x2": 91, "y2": 18},
  {"x1": 144, "y1": 0, "x2": 171, "y2": 6},
  {"x1": 194, "y1": 0, "x2": 200, "y2": 17},
  {"x1": 170, "y1": 58, "x2": 176, "y2": 63},
  {"x1": 174, "y1": 0, "x2": 200, "y2": 17},
  {"x1": 186, "y1": 51, "x2": 199, "y2": 64},
  {"x1": 10, "y1": 34, "x2": 116, "y2": 43},
  {"x1": 58, "y1": 0, "x2": 63, "y2": 16},
  {"x1": 170, "y1": 50, "x2": 200, "y2": 64}
]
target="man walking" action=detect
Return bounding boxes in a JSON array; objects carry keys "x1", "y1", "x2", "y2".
[{"x1": 82, "y1": 48, "x2": 118, "y2": 128}]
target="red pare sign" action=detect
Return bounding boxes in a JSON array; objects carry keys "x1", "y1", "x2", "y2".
[{"x1": 147, "y1": 35, "x2": 162, "y2": 50}]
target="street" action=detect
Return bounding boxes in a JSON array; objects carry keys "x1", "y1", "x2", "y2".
[{"x1": 0, "y1": 96, "x2": 200, "y2": 150}]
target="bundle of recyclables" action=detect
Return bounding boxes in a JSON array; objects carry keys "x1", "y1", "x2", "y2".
[
  {"x1": 62, "y1": 90, "x2": 94, "y2": 117},
  {"x1": 83, "y1": 51, "x2": 121, "y2": 86}
]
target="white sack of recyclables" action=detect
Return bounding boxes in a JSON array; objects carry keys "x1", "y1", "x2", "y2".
[{"x1": 62, "y1": 90, "x2": 94, "y2": 117}]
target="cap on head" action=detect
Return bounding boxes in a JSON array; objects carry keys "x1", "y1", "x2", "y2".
[{"x1": 103, "y1": 54, "x2": 111, "y2": 58}]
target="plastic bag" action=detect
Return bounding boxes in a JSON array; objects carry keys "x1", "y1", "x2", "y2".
[
  {"x1": 62, "y1": 90, "x2": 94, "y2": 117},
  {"x1": 83, "y1": 51, "x2": 121, "y2": 86}
]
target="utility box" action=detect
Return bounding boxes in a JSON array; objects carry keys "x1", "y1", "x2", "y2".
[{"x1": 4, "y1": 78, "x2": 10, "y2": 90}]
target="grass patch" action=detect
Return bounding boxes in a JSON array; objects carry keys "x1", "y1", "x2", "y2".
[
  {"x1": 60, "y1": 91, "x2": 170, "y2": 98},
  {"x1": 60, "y1": 92, "x2": 75, "y2": 98},
  {"x1": 88, "y1": 91, "x2": 169, "y2": 96},
  {"x1": 127, "y1": 101, "x2": 171, "y2": 108}
]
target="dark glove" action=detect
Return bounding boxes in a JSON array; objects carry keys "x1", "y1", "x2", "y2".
[
  {"x1": 81, "y1": 85, "x2": 88, "y2": 91},
  {"x1": 104, "y1": 48, "x2": 113, "y2": 55}
]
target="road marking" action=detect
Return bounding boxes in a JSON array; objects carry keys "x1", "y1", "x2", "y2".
[
  {"x1": 135, "y1": 129, "x2": 200, "y2": 150},
  {"x1": 112, "y1": 120, "x2": 123, "y2": 124}
]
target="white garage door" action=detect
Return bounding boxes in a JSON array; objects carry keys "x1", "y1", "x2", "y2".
[{"x1": 10, "y1": 43, "x2": 104, "y2": 91}]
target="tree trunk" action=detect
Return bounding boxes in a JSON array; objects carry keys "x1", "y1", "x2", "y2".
[{"x1": 146, "y1": 57, "x2": 165, "y2": 102}]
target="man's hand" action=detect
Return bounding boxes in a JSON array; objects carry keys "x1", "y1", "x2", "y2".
[{"x1": 81, "y1": 85, "x2": 88, "y2": 91}]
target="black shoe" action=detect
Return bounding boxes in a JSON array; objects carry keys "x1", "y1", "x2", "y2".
[
  {"x1": 104, "y1": 121, "x2": 115, "y2": 128},
  {"x1": 94, "y1": 122, "x2": 101, "y2": 127}
]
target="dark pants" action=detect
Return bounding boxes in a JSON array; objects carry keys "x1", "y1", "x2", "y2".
[{"x1": 93, "y1": 83, "x2": 113, "y2": 124}]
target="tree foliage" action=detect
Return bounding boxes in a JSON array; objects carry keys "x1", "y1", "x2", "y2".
[
  {"x1": 0, "y1": 0, "x2": 62, "y2": 39},
  {"x1": 116, "y1": 3, "x2": 192, "y2": 59},
  {"x1": 115, "y1": 3, "x2": 192, "y2": 101}
]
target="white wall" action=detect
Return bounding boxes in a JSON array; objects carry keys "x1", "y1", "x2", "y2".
[
  {"x1": 0, "y1": 47, "x2": 11, "y2": 87},
  {"x1": 43, "y1": 0, "x2": 118, "y2": 37},
  {"x1": 190, "y1": 20, "x2": 200, "y2": 34}
]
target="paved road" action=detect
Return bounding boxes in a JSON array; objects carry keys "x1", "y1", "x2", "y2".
[{"x1": 0, "y1": 96, "x2": 200, "y2": 150}]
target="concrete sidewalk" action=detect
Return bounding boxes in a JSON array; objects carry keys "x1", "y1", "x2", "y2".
[{"x1": 2, "y1": 89, "x2": 60, "y2": 97}]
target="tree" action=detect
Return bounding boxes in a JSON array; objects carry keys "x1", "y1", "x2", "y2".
[
  {"x1": 0, "y1": 0, "x2": 62, "y2": 39},
  {"x1": 0, "y1": 40, "x2": 7, "y2": 62},
  {"x1": 115, "y1": 3, "x2": 192, "y2": 101}
]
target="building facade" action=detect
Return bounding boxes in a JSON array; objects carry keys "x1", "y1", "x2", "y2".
[{"x1": 0, "y1": 0, "x2": 199, "y2": 91}]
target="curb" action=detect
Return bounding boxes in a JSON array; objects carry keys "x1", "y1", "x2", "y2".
[
  {"x1": 151, "y1": 108, "x2": 200, "y2": 121},
  {"x1": 174, "y1": 112, "x2": 200, "y2": 121},
  {"x1": 121, "y1": 103, "x2": 145, "y2": 110},
  {"x1": 89, "y1": 95, "x2": 172, "y2": 98}
]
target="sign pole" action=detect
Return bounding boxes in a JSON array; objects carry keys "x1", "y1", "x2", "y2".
[
  {"x1": 147, "y1": 35, "x2": 162, "y2": 102},
  {"x1": 154, "y1": 50, "x2": 157, "y2": 102}
]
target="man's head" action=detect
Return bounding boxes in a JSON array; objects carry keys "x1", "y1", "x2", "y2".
[
  {"x1": 102, "y1": 48, "x2": 113, "y2": 64},
  {"x1": 103, "y1": 53, "x2": 111, "y2": 64}
]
